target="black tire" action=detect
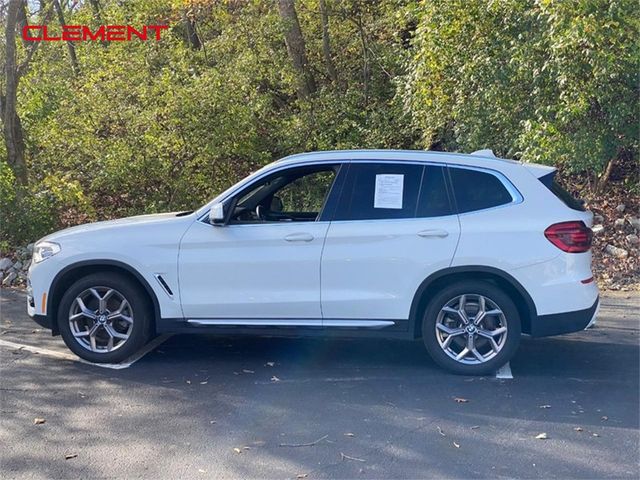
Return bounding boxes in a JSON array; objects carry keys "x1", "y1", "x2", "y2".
[
  {"x1": 57, "y1": 272, "x2": 152, "y2": 363},
  {"x1": 421, "y1": 280, "x2": 521, "y2": 375}
]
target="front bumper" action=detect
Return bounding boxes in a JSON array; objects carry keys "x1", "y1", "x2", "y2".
[
  {"x1": 31, "y1": 313, "x2": 55, "y2": 331},
  {"x1": 530, "y1": 296, "x2": 599, "y2": 337}
]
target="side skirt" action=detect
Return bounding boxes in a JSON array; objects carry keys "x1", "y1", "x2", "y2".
[{"x1": 156, "y1": 318, "x2": 412, "y2": 340}]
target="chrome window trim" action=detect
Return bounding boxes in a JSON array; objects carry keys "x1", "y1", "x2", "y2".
[
  {"x1": 446, "y1": 164, "x2": 524, "y2": 215},
  {"x1": 197, "y1": 158, "x2": 523, "y2": 223}
]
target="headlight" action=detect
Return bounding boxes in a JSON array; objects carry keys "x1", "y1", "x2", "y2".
[{"x1": 33, "y1": 241, "x2": 61, "y2": 263}]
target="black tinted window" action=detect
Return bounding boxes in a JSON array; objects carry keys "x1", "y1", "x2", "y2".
[
  {"x1": 540, "y1": 173, "x2": 586, "y2": 211},
  {"x1": 449, "y1": 167, "x2": 513, "y2": 213},
  {"x1": 333, "y1": 163, "x2": 423, "y2": 221},
  {"x1": 417, "y1": 166, "x2": 453, "y2": 217}
]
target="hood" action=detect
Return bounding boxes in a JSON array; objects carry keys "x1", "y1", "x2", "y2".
[{"x1": 41, "y1": 212, "x2": 193, "y2": 243}]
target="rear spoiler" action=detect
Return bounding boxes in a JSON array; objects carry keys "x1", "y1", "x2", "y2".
[{"x1": 522, "y1": 163, "x2": 556, "y2": 183}]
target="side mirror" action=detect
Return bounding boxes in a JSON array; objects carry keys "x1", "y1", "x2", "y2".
[{"x1": 209, "y1": 202, "x2": 226, "y2": 226}]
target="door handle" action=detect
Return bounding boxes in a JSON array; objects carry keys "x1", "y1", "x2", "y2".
[
  {"x1": 417, "y1": 229, "x2": 449, "y2": 238},
  {"x1": 284, "y1": 233, "x2": 314, "y2": 242}
]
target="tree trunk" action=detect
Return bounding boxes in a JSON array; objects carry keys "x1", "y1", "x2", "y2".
[
  {"x1": 355, "y1": 16, "x2": 369, "y2": 107},
  {"x1": 3, "y1": 0, "x2": 28, "y2": 186},
  {"x1": 596, "y1": 156, "x2": 617, "y2": 193},
  {"x1": 182, "y1": 12, "x2": 202, "y2": 50},
  {"x1": 319, "y1": 0, "x2": 338, "y2": 84},
  {"x1": 87, "y1": 0, "x2": 107, "y2": 47},
  {"x1": 52, "y1": 0, "x2": 80, "y2": 75},
  {"x1": 88, "y1": 0, "x2": 104, "y2": 23},
  {"x1": 277, "y1": 0, "x2": 316, "y2": 99}
]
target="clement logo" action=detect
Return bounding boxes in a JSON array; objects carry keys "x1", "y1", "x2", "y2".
[{"x1": 22, "y1": 25, "x2": 169, "y2": 42}]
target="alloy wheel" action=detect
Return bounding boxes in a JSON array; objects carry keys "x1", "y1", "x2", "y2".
[
  {"x1": 68, "y1": 287, "x2": 134, "y2": 353},
  {"x1": 435, "y1": 294, "x2": 508, "y2": 364}
]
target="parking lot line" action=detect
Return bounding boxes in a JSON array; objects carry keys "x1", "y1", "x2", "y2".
[
  {"x1": 0, "y1": 334, "x2": 172, "y2": 369},
  {"x1": 495, "y1": 362, "x2": 513, "y2": 379}
]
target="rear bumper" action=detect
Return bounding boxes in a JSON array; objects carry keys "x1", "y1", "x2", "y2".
[{"x1": 530, "y1": 296, "x2": 599, "y2": 337}]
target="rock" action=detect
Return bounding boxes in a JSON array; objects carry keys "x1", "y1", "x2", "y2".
[
  {"x1": 615, "y1": 204, "x2": 626, "y2": 213},
  {"x1": 629, "y1": 217, "x2": 640, "y2": 231},
  {"x1": 614, "y1": 218, "x2": 625, "y2": 227},
  {"x1": 2, "y1": 271, "x2": 17, "y2": 286},
  {"x1": 13, "y1": 261, "x2": 22, "y2": 270},
  {"x1": 26, "y1": 243, "x2": 34, "y2": 254},
  {"x1": 0, "y1": 257, "x2": 12, "y2": 271},
  {"x1": 22, "y1": 261, "x2": 31, "y2": 271},
  {"x1": 592, "y1": 224, "x2": 604, "y2": 234},
  {"x1": 626, "y1": 234, "x2": 639, "y2": 246},
  {"x1": 594, "y1": 214, "x2": 604, "y2": 224},
  {"x1": 605, "y1": 244, "x2": 629, "y2": 258}
]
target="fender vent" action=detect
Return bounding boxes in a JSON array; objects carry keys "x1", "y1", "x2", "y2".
[{"x1": 154, "y1": 274, "x2": 174, "y2": 297}]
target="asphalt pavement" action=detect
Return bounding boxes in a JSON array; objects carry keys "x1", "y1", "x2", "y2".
[{"x1": 1, "y1": 288, "x2": 638, "y2": 479}]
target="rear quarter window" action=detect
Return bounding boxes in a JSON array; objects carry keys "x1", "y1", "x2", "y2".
[
  {"x1": 449, "y1": 167, "x2": 514, "y2": 213},
  {"x1": 540, "y1": 173, "x2": 586, "y2": 212}
]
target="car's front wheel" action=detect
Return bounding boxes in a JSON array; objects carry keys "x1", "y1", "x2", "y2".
[
  {"x1": 422, "y1": 281, "x2": 521, "y2": 375},
  {"x1": 57, "y1": 272, "x2": 152, "y2": 363}
]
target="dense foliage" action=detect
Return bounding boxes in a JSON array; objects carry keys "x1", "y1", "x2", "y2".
[{"x1": 0, "y1": 0, "x2": 638, "y2": 248}]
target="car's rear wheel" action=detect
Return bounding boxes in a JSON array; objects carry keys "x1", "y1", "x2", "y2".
[
  {"x1": 57, "y1": 272, "x2": 151, "y2": 363},
  {"x1": 421, "y1": 281, "x2": 521, "y2": 375}
]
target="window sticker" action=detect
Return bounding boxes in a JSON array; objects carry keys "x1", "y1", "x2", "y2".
[{"x1": 374, "y1": 174, "x2": 404, "y2": 209}]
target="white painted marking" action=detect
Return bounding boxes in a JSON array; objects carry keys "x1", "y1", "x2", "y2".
[
  {"x1": 0, "y1": 334, "x2": 172, "y2": 369},
  {"x1": 495, "y1": 362, "x2": 513, "y2": 379}
]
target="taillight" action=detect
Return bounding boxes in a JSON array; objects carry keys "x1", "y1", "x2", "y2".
[{"x1": 544, "y1": 221, "x2": 593, "y2": 253}]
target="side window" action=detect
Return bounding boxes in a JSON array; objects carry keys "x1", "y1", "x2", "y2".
[
  {"x1": 333, "y1": 163, "x2": 423, "y2": 221},
  {"x1": 449, "y1": 167, "x2": 514, "y2": 213},
  {"x1": 417, "y1": 166, "x2": 453, "y2": 217},
  {"x1": 277, "y1": 171, "x2": 335, "y2": 214},
  {"x1": 230, "y1": 166, "x2": 337, "y2": 223}
]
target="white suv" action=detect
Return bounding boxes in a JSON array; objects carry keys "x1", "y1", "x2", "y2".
[{"x1": 27, "y1": 150, "x2": 599, "y2": 374}]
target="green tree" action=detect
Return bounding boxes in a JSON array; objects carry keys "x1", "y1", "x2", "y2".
[{"x1": 405, "y1": 0, "x2": 638, "y2": 190}]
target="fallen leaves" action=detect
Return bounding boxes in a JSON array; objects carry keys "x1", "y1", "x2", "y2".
[
  {"x1": 535, "y1": 433, "x2": 548, "y2": 440},
  {"x1": 265, "y1": 362, "x2": 275, "y2": 367},
  {"x1": 270, "y1": 376, "x2": 281, "y2": 382},
  {"x1": 453, "y1": 397, "x2": 469, "y2": 403},
  {"x1": 601, "y1": 416, "x2": 608, "y2": 421},
  {"x1": 344, "y1": 432, "x2": 355, "y2": 437},
  {"x1": 574, "y1": 427, "x2": 583, "y2": 432},
  {"x1": 539, "y1": 405, "x2": 551, "y2": 409},
  {"x1": 64, "y1": 453, "x2": 78, "y2": 460},
  {"x1": 436, "y1": 426, "x2": 446, "y2": 437},
  {"x1": 242, "y1": 369, "x2": 255, "y2": 374},
  {"x1": 233, "y1": 447, "x2": 242, "y2": 454},
  {"x1": 296, "y1": 474, "x2": 308, "y2": 479},
  {"x1": 453, "y1": 441, "x2": 460, "y2": 448},
  {"x1": 33, "y1": 418, "x2": 45, "y2": 425}
]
